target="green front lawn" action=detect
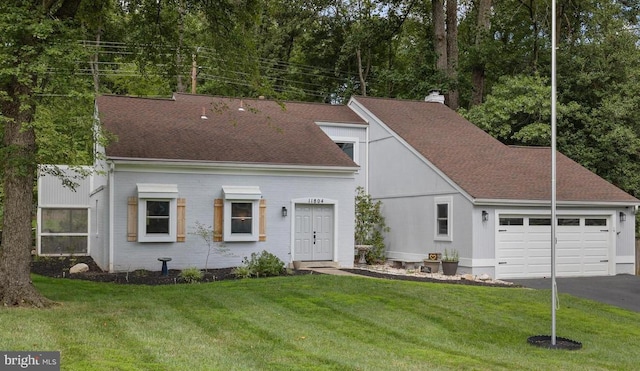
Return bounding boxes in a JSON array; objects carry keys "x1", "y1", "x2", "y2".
[{"x1": 1, "y1": 274, "x2": 638, "y2": 370}]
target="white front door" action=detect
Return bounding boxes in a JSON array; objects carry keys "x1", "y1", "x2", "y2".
[{"x1": 294, "y1": 204, "x2": 334, "y2": 261}]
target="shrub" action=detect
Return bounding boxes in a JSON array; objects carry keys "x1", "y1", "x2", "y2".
[
  {"x1": 179, "y1": 267, "x2": 204, "y2": 283},
  {"x1": 231, "y1": 265, "x2": 252, "y2": 279},
  {"x1": 233, "y1": 250, "x2": 285, "y2": 278},
  {"x1": 355, "y1": 186, "x2": 390, "y2": 264}
]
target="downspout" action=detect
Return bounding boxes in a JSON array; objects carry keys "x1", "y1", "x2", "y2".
[
  {"x1": 365, "y1": 125, "x2": 370, "y2": 193},
  {"x1": 108, "y1": 161, "x2": 115, "y2": 272}
]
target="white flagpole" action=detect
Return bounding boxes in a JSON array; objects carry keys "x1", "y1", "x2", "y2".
[{"x1": 551, "y1": 0, "x2": 558, "y2": 347}]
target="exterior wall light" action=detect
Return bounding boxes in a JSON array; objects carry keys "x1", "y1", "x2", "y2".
[
  {"x1": 620, "y1": 211, "x2": 626, "y2": 222},
  {"x1": 282, "y1": 206, "x2": 288, "y2": 217},
  {"x1": 482, "y1": 210, "x2": 489, "y2": 222}
]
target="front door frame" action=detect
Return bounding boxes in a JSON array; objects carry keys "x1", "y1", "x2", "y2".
[{"x1": 290, "y1": 197, "x2": 338, "y2": 262}]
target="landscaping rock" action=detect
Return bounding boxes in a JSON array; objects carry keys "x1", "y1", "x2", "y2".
[
  {"x1": 341, "y1": 263, "x2": 516, "y2": 287},
  {"x1": 478, "y1": 273, "x2": 492, "y2": 281},
  {"x1": 462, "y1": 274, "x2": 475, "y2": 281},
  {"x1": 70, "y1": 263, "x2": 89, "y2": 274}
]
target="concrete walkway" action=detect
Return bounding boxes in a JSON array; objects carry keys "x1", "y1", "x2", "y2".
[{"x1": 304, "y1": 267, "x2": 364, "y2": 276}]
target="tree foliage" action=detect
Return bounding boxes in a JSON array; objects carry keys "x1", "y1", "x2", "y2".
[
  {"x1": 4, "y1": 0, "x2": 640, "y2": 305},
  {"x1": 355, "y1": 186, "x2": 389, "y2": 264}
]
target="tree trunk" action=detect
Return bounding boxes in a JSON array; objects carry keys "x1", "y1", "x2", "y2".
[
  {"x1": 0, "y1": 83, "x2": 53, "y2": 308},
  {"x1": 90, "y1": 28, "x2": 102, "y2": 94},
  {"x1": 470, "y1": 0, "x2": 492, "y2": 106},
  {"x1": 176, "y1": 0, "x2": 185, "y2": 93},
  {"x1": 356, "y1": 48, "x2": 367, "y2": 96},
  {"x1": 446, "y1": 0, "x2": 459, "y2": 109},
  {"x1": 432, "y1": 0, "x2": 447, "y2": 72}
]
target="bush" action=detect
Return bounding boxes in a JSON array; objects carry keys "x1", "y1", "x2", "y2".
[
  {"x1": 231, "y1": 265, "x2": 252, "y2": 279},
  {"x1": 233, "y1": 250, "x2": 285, "y2": 278},
  {"x1": 179, "y1": 267, "x2": 204, "y2": 283},
  {"x1": 355, "y1": 186, "x2": 389, "y2": 264}
]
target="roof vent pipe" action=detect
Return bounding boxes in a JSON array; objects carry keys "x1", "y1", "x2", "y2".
[{"x1": 425, "y1": 90, "x2": 445, "y2": 104}]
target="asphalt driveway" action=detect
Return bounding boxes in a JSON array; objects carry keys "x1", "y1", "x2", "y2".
[{"x1": 511, "y1": 275, "x2": 640, "y2": 312}]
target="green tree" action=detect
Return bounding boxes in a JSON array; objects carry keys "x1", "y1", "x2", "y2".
[
  {"x1": 355, "y1": 186, "x2": 389, "y2": 264},
  {"x1": 0, "y1": 0, "x2": 261, "y2": 307},
  {"x1": 0, "y1": 0, "x2": 96, "y2": 307},
  {"x1": 461, "y1": 74, "x2": 553, "y2": 146}
]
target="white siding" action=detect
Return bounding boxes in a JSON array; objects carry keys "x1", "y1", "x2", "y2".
[
  {"x1": 363, "y1": 114, "x2": 476, "y2": 266},
  {"x1": 89, "y1": 170, "x2": 110, "y2": 269},
  {"x1": 616, "y1": 208, "x2": 636, "y2": 274},
  {"x1": 38, "y1": 166, "x2": 92, "y2": 206},
  {"x1": 109, "y1": 167, "x2": 356, "y2": 272},
  {"x1": 318, "y1": 124, "x2": 368, "y2": 190}
]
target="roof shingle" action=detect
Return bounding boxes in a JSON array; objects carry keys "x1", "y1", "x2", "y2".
[
  {"x1": 97, "y1": 94, "x2": 364, "y2": 168},
  {"x1": 354, "y1": 96, "x2": 638, "y2": 203}
]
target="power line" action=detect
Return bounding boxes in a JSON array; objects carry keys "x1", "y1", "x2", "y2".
[
  {"x1": 79, "y1": 40, "x2": 353, "y2": 83},
  {"x1": 46, "y1": 40, "x2": 358, "y2": 99}
]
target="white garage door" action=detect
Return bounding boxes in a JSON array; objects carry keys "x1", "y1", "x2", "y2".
[{"x1": 496, "y1": 215, "x2": 611, "y2": 279}]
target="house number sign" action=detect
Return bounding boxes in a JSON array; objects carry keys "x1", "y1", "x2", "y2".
[{"x1": 308, "y1": 198, "x2": 325, "y2": 204}]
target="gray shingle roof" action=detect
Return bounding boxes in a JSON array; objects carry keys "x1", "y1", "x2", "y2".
[
  {"x1": 354, "y1": 96, "x2": 638, "y2": 203},
  {"x1": 97, "y1": 94, "x2": 364, "y2": 168}
]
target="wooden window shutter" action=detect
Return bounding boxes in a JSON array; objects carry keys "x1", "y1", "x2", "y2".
[
  {"x1": 127, "y1": 197, "x2": 138, "y2": 242},
  {"x1": 213, "y1": 199, "x2": 223, "y2": 242},
  {"x1": 259, "y1": 199, "x2": 266, "y2": 242},
  {"x1": 177, "y1": 198, "x2": 186, "y2": 242}
]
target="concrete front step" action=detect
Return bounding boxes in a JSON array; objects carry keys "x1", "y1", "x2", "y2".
[{"x1": 291, "y1": 261, "x2": 339, "y2": 269}]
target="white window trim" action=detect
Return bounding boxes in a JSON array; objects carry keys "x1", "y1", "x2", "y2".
[
  {"x1": 222, "y1": 186, "x2": 262, "y2": 242},
  {"x1": 38, "y1": 206, "x2": 90, "y2": 255},
  {"x1": 434, "y1": 196, "x2": 453, "y2": 241},
  {"x1": 137, "y1": 183, "x2": 178, "y2": 243},
  {"x1": 330, "y1": 136, "x2": 360, "y2": 165}
]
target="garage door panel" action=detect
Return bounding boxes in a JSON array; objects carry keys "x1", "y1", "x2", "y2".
[
  {"x1": 528, "y1": 264, "x2": 552, "y2": 275},
  {"x1": 557, "y1": 248, "x2": 580, "y2": 258},
  {"x1": 496, "y1": 215, "x2": 611, "y2": 279},
  {"x1": 584, "y1": 247, "x2": 607, "y2": 257},
  {"x1": 528, "y1": 258, "x2": 550, "y2": 268},
  {"x1": 583, "y1": 263, "x2": 608, "y2": 275}
]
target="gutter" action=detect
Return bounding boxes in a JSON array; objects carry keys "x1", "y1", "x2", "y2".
[
  {"x1": 473, "y1": 198, "x2": 640, "y2": 208},
  {"x1": 108, "y1": 157, "x2": 360, "y2": 175}
]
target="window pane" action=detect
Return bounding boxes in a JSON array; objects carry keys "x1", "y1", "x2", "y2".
[
  {"x1": 336, "y1": 142, "x2": 354, "y2": 160},
  {"x1": 232, "y1": 203, "x2": 252, "y2": 218},
  {"x1": 147, "y1": 201, "x2": 170, "y2": 216},
  {"x1": 42, "y1": 209, "x2": 88, "y2": 233},
  {"x1": 499, "y1": 218, "x2": 524, "y2": 226},
  {"x1": 147, "y1": 218, "x2": 169, "y2": 233},
  {"x1": 529, "y1": 218, "x2": 551, "y2": 226},
  {"x1": 585, "y1": 218, "x2": 607, "y2": 226},
  {"x1": 231, "y1": 219, "x2": 253, "y2": 233},
  {"x1": 437, "y1": 204, "x2": 448, "y2": 218},
  {"x1": 41, "y1": 236, "x2": 88, "y2": 254},
  {"x1": 231, "y1": 202, "x2": 252, "y2": 234},
  {"x1": 146, "y1": 201, "x2": 170, "y2": 234},
  {"x1": 437, "y1": 220, "x2": 448, "y2": 235},
  {"x1": 558, "y1": 218, "x2": 580, "y2": 226}
]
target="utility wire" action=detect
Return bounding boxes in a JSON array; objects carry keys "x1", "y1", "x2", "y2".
[{"x1": 48, "y1": 40, "x2": 356, "y2": 99}]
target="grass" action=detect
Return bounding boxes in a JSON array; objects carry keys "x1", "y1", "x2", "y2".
[{"x1": 1, "y1": 275, "x2": 639, "y2": 370}]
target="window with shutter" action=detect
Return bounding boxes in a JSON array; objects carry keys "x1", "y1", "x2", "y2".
[
  {"x1": 128, "y1": 184, "x2": 185, "y2": 243},
  {"x1": 217, "y1": 186, "x2": 267, "y2": 242}
]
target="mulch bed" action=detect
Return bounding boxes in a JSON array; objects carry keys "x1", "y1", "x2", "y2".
[
  {"x1": 31, "y1": 256, "x2": 517, "y2": 287},
  {"x1": 31, "y1": 256, "x2": 244, "y2": 285}
]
